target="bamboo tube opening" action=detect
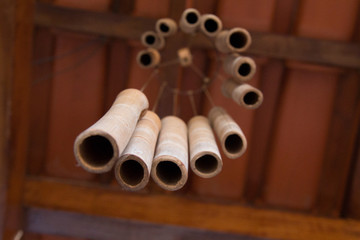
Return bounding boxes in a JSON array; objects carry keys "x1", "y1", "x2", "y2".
[
  {"x1": 78, "y1": 135, "x2": 114, "y2": 167},
  {"x1": 238, "y1": 62, "x2": 251, "y2": 77},
  {"x1": 141, "y1": 31, "x2": 165, "y2": 49},
  {"x1": 156, "y1": 161, "x2": 182, "y2": 185},
  {"x1": 225, "y1": 134, "x2": 243, "y2": 154},
  {"x1": 244, "y1": 91, "x2": 259, "y2": 105},
  {"x1": 195, "y1": 154, "x2": 219, "y2": 174},
  {"x1": 186, "y1": 12, "x2": 198, "y2": 24},
  {"x1": 119, "y1": 159, "x2": 145, "y2": 186},
  {"x1": 137, "y1": 48, "x2": 161, "y2": 68},
  {"x1": 229, "y1": 31, "x2": 247, "y2": 49},
  {"x1": 208, "y1": 107, "x2": 247, "y2": 159},
  {"x1": 179, "y1": 8, "x2": 201, "y2": 34},
  {"x1": 200, "y1": 14, "x2": 222, "y2": 37},
  {"x1": 156, "y1": 18, "x2": 177, "y2": 37},
  {"x1": 74, "y1": 89, "x2": 149, "y2": 173},
  {"x1": 224, "y1": 54, "x2": 256, "y2": 82}
]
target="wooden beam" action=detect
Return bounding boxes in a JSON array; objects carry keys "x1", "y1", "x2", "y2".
[
  {"x1": 34, "y1": 3, "x2": 360, "y2": 69},
  {"x1": 314, "y1": 72, "x2": 360, "y2": 216},
  {"x1": 26, "y1": 208, "x2": 262, "y2": 240},
  {"x1": 24, "y1": 177, "x2": 360, "y2": 240},
  {"x1": 2, "y1": 0, "x2": 35, "y2": 239}
]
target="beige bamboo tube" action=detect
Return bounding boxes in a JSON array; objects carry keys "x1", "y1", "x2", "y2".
[
  {"x1": 179, "y1": 8, "x2": 201, "y2": 34},
  {"x1": 188, "y1": 116, "x2": 222, "y2": 178},
  {"x1": 208, "y1": 107, "x2": 247, "y2": 159},
  {"x1": 151, "y1": 116, "x2": 188, "y2": 191},
  {"x1": 222, "y1": 79, "x2": 263, "y2": 109},
  {"x1": 199, "y1": 14, "x2": 223, "y2": 37},
  {"x1": 215, "y1": 28, "x2": 252, "y2": 53},
  {"x1": 136, "y1": 48, "x2": 161, "y2": 68},
  {"x1": 141, "y1": 31, "x2": 165, "y2": 50},
  {"x1": 223, "y1": 54, "x2": 256, "y2": 82},
  {"x1": 74, "y1": 89, "x2": 149, "y2": 173},
  {"x1": 156, "y1": 18, "x2": 178, "y2": 37},
  {"x1": 114, "y1": 111, "x2": 161, "y2": 191}
]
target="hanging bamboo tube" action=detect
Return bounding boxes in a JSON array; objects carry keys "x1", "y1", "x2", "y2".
[
  {"x1": 215, "y1": 28, "x2": 252, "y2": 53},
  {"x1": 188, "y1": 116, "x2": 222, "y2": 178},
  {"x1": 208, "y1": 107, "x2": 247, "y2": 159},
  {"x1": 151, "y1": 116, "x2": 188, "y2": 191},
  {"x1": 156, "y1": 18, "x2": 178, "y2": 37},
  {"x1": 136, "y1": 48, "x2": 161, "y2": 68},
  {"x1": 199, "y1": 14, "x2": 223, "y2": 37},
  {"x1": 222, "y1": 79, "x2": 263, "y2": 109},
  {"x1": 141, "y1": 31, "x2": 165, "y2": 50},
  {"x1": 179, "y1": 8, "x2": 201, "y2": 34},
  {"x1": 114, "y1": 111, "x2": 161, "y2": 191},
  {"x1": 74, "y1": 89, "x2": 149, "y2": 173},
  {"x1": 223, "y1": 54, "x2": 256, "y2": 82}
]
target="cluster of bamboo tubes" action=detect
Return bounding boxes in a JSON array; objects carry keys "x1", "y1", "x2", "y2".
[{"x1": 74, "y1": 9, "x2": 263, "y2": 192}]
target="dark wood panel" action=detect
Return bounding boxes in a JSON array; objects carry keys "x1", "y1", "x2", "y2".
[
  {"x1": 2, "y1": 0, "x2": 35, "y2": 239},
  {"x1": 28, "y1": 28, "x2": 55, "y2": 175},
  {"x1": 24, "y1": 177, "x2": 360, "y2": 240},
  {"x1": 314, "y1": 72, "x2": 360, "y2": 216},
  {"x1": 34, "y1": 2, "x2": 360, "y2": 69},
  {"x1": 26, "y1": 208, "x2": 262, "y2": 240}
]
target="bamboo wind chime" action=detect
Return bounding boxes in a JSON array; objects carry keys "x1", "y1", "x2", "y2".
[{"x1": 74, "y1": 8, "x2": 263, "y2": 191}]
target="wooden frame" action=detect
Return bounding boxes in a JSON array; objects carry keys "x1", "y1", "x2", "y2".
[{"x1": 2, "y1": 1, "x2": 360, "y2": 239}]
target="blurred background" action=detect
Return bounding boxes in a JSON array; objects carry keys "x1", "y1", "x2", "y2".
[{"x1": 1, "y1": 0, "x2": 360, "y2": 239}]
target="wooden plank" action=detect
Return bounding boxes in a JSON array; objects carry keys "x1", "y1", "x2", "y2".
[
  {"x1": 345, "y1": 134, "x2": 360, "y2": 219},
  {"x1": 26, "y1": 208, "x2": 262, "y2": 240},
  {"x1": 27, "y1": 28, "x2": 55, "y2": 175},
  {"x1": 1, "y1": 0, "x2": 35, "y2": 239},
  {"x1": 313, "y1": 72, "x2": 360, "y2": 216},
  {"x1": 24, "y1": 177, "x2": 360, "y2": 240},
  {"x1": 244, "y1": 0, "x2": 299, "y2": 202},
  {"x1": 33, "y1": 3, "x2": 360, "y2": 69},
  {"x1": 0, "y1": 0, "x2": 15, "y2": 236}
]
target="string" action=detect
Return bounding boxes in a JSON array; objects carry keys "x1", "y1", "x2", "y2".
[
  {"x1": 33, "y1": 36, "x2": 106, "y2": 65},
  {"x1": 158, "y1": 58, "x2": 180, "y2": 68},
  {"x1": 188, "y1": 91, "x2": 198, "y2": 115},
  {"x1": 140, "y1": 69, "x2": 159, "y2": 92},
  {"x1": 152, "y1": 82, "x2": 167, "y2": 112},
  {"x1": 33, "y1": 40, "x2": 107, "y2": 85},
  {"x1": 173, "y1": 89, "x2": 179, "y2": 116},
  {"x1": 204, "y1": 87, "x2": 216, "y2": 107}
]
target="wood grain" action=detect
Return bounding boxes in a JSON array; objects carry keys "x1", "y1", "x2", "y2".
[
  {"x1": 26, "y1": 208, "x2": 263, "y2": 240},
  {"x1": 34, "y1": 2, "x2": 360, "y2": 69},
  {"x1": 23, "y1": 177, "x2": 360, "y2": 240},
  {"x1": 1, "y1": 0, "x2": 35, "y2": 239}
]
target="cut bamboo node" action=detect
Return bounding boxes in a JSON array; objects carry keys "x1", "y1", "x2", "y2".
[
  {"x1": 179, "y1": 8, "x2": 201, "y2": 34},
  {"x1": 199, "y1": 14, "x2": 223, "y2": 37},
  {"x1": 141, "y1": 31, "x2": 165, "y2": 50},
  {"x1": 188, "y1": 116, "x2": 222, "y2": 178},
  {"x1": 222, "y1": 79, "x2": 263, "y2": 109},
  {"x1": 177, "y1": 47, "x2": 192, "y2": 66},
  {"x1": 156, "y1": 18, "x2": 178, "y2": 37},
  {"x1": 208, "y1": 107, "x2": 247, "y2": 159},
  {"x1": 223, "y1": 54, "x2": 256, "y2": 82},
  {"x1": 152, "y1": 116, "x2": 188, "y2": 191},
  {"x1": 136, "y1": 48, "x2": 161, "y2": 68},
  {"x1": 115, "y1": 111, "x2": 161, "y2": 191},
  {"x1": 215, "y1": 28, "x2": 252, "y2": 53},
  {"x1": 74, "y1": 89, "x2": 149, "y2": 173}
]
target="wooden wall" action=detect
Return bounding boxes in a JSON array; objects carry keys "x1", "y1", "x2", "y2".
[{"x1": 2, "y1": 0, "x2": 360, "y2": 239}]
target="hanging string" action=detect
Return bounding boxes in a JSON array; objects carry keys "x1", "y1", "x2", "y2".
[
  {"x1": 158, "y1": 58, "x2": 180, "y2": 68},
  {"x1": 173, "y1": 89, "x2": 179, "y2": 116},
  {"x1": 33, "y1": 36, "x2": 106, "y2": 65},
  {"x1": 188, "y1": 91, "x2": 198, "y2": 116},
  {"x1": 152, "y1": 81, "x2": 167, "y2": 112},
  {"x1": 140, "y1": 69, "x2": 159, "y2": 92},
  {"x1": 33, "y1": 40, "x2": 107, "y2": 85},
  {"x1": 204, "y1": 87, "x2": 216, "y2": 107}
]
